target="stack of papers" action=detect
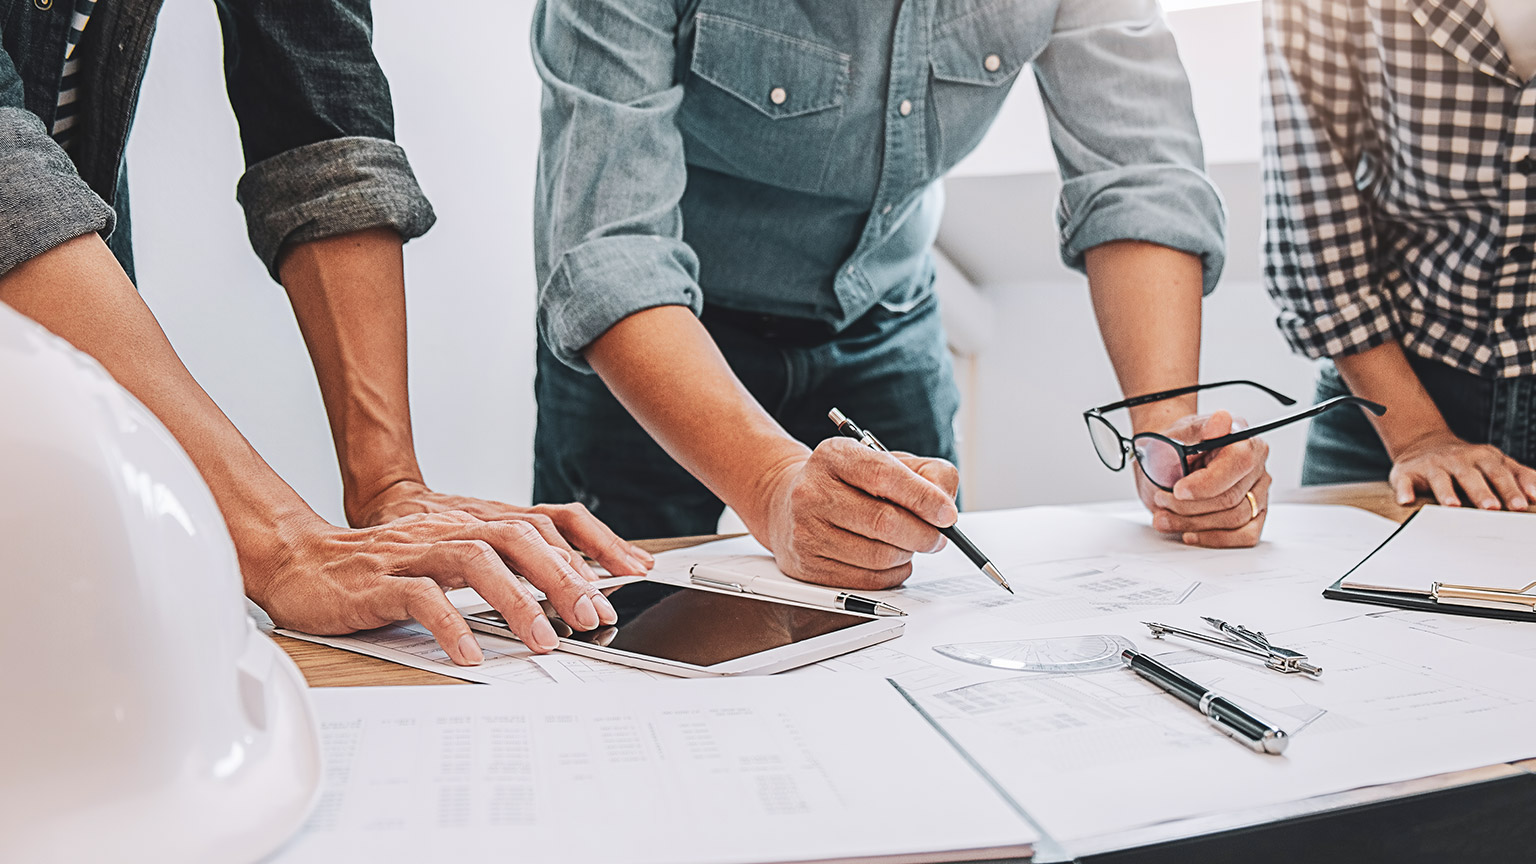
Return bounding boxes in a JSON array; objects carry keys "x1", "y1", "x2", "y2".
[
  {"x1": 265, "y1": 677, "x2": 1037, "y2": 864},
  {"x1": 275, "y1": 503, "x2": 1536, "y2": 854}
]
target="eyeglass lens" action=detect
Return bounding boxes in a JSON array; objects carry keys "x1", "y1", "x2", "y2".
[
  {"x1": 1086, "y1": 415, "x2": 1126, "y2": 470},
  {"x1": 1133, "y1": 435, "x2": 1187, "y2": 491}
]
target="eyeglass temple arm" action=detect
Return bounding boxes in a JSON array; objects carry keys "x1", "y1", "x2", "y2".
[
  {"x1": 1181, "y1": 396, "x2": 1387, "y2": 455},
  {"x1": 1092, "y1": 379, "x2": 1297, "y2": 415}
]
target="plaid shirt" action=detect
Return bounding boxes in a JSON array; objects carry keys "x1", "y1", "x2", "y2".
[{"x1": 1263, "y1": 0, "x2": 1536, "y2": 379}]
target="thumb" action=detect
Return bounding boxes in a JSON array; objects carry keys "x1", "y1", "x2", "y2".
[{"x1": 1199, "y1": 409, "x2": 1234, "y2": 440}]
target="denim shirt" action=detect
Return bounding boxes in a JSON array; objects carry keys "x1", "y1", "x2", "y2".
[
  {"x1": 533, "y1": 0, "x2": 1227, "y2": 372},
  {"x1": 0, "y1": 0, "x2": 434, "y2": 282}
]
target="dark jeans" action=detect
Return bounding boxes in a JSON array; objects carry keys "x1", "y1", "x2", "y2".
[
  {"x1": 533, "y1": 292, "x2": 959, "y2": 540},
  {"x1": 1301, "y1": 355, "x2": 1536, "y2": 485}
]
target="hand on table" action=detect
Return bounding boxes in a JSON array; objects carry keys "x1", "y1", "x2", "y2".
[
  {"x1": 246, "y1": 510, "x2": 625, "y2": 666},
  {"x1": 1138, "y1": 410, "x2": 1272, "y2": 548},
  {"x1": 348, "y1": 479, "x2": 654, "y2": 579},
  {"x1": 761, "y1": 437, "x2": 959, "y2": 590},
  {"x1": 1387, "y1": 432, "x2": 1536, "y2": 510}
]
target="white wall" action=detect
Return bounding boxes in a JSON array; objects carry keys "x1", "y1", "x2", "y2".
[
  {"x1": 129, "y1": 2, "x2": 545, "y2": 525},
  {"x1": 127, "y1": 1, "x2": 1299, "y2": 523}
]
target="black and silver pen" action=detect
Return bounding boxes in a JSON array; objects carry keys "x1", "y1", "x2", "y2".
[
  {"x1": 827, "y1": 408, "x2": 1012, "y2": 594},
  {"x1": 1121, "y1": 649, "x2": 1288, "y2": 755}
]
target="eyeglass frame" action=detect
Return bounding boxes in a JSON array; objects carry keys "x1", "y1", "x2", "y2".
[{"x1": 1083, "y1": 379, "x2": 1387, "y2": 491}]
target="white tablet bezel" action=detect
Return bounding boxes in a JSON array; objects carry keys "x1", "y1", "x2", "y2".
[{"x1": 460, "y1": 580, "x2": 903, "y2": 678}]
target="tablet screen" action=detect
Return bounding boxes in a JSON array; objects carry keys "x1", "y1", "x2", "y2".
[{"x1": 468, "y1": 581, "x2": 868, "y2": 668}]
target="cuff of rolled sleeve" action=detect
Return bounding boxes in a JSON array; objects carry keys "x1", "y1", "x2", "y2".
[
  {"x1": 1277, "y1": 296, "x2": 1401, "y2": 361},
  {"x1": 236, "y1": 136, "x2": 437, "y2": 281},
  {"x1": 0, "y1": 108, "x2": 116, "y2": 277},
  {"x1": 539, "y1": 236, "x2": 702, "y2": 373},
  {"x1": 1057, "y1": 164, "x2": 1227, "y2": 296}
]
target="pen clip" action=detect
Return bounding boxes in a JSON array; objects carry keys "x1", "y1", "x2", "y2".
[{"x1": 688, "y1": 566, "x2": 747, "y2": 594}]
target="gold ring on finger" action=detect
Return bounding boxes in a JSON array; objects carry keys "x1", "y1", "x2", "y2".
[{"x1": 1245, "y1": 490, "x2": 1259, "y2": 521}]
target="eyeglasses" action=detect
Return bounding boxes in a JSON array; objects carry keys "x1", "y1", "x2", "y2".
[{"x1": 1084, "y1": 380, "x2": 1386, "y2": 492}]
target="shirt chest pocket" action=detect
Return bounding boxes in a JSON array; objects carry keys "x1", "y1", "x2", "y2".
[
  {"x1": 681, "y1": 13, "x2": 851, "y2": 195},
  {"x1": 928, "y1": 0, "x2": 1050, "y2": 172}
]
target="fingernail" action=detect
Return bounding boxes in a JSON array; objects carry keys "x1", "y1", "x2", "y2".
[
  {"x1": 1182, "y1": 532, "x2": 1197, "y2": 545},
  {"x1": 1482, "y1": 499, "x2": 1499, "y2": 510},
  {"x1": 1175, "y1": 485, "x2": 1193, "y2": 500},
  {"x1": 1397, "y1": 493, "x2": 1413, "y2": 505},
  {"x1": 1153, "y1": 515, "x2": 1170, "y2": 532},
  {"x1": 1512, "y1": 498, "x2": 1528, "y2": 511},
  {"x1": 592, "y1": 591, "x2": 618, "y2": 625},
  {"x1": 1446, "y1": 499, "x2": 1461, "y2": 507},
  {"x1": 626, "y1": 554, "x2": 649, "y2": 575},
  {"x1": 631, "y1": 545, "x2": 655, "y2": 566},
  {"x1": 532, "y1": 616, "x2": 561, "y2": 651},
  {"x1": 457, "y1": 634, "x2": 484, "y2": 666},
  {"x1": 573, "y1": 595, "x2": 598, "y2": 630}
]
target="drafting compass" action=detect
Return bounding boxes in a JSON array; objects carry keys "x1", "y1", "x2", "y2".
[{"x1": 1142, "y1": 617, "x2": 1323, "y2": 677}]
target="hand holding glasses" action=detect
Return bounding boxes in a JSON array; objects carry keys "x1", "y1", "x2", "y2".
[{"x1": 1084, "y1": 380, "x2": 1386, "y2": 492}]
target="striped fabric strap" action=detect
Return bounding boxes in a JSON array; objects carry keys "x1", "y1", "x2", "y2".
[{"x1": 51, "y1": 0, "x2": 100, "y2": 149}]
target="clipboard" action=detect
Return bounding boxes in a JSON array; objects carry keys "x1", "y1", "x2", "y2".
[{"x1": 1323, "y1": 506, "x2": 1536, "y2": 621}]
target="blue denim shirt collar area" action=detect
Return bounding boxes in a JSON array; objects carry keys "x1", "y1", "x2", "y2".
[{"x1": 533, "y1": 0, "x2": 1227, "y2": 372}]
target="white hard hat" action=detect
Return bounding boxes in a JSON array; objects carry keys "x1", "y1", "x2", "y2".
[{"x1": 0, "y1": 304, "x2": 320, "y2": 863}]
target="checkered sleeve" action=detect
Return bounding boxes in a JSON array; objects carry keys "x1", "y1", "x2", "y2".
[{"x1": 1262, "y1": 0, "x2": 1399, "y2": 360}]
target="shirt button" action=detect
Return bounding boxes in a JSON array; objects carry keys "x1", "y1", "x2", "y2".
[
  {"x1": 1519, "y1": 156, "x2": 1536, "y2": 175},
  {"x1": 984, "y1": 53, "x2": 1002, "y2": 73},
  {"x1": 1511, "y1": 245, "x2": 1534, "y2": 262},
  {"x1": 881, "y1": 204, "x2": 893, "y2": 215},
  {"x1": 898, "y1": 99, "x2": 913, "y2": 117},
  {"x1": 769, "y1": 87, "x2": 787, "y2": 106}
]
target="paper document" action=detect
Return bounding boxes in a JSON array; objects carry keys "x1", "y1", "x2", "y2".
[
  {"x1": 278, "y1": 620, "x2": 556, "y2": 687},
  {"x1": 264, "y1": 677, "x2": 1037, "y2": 864},
  {"x1": 1341, "y1": 505, "x2": 1536, "y2": 595},
  {"x1": 917, "y1": 588, "x2": 1536, "y2": 842}
]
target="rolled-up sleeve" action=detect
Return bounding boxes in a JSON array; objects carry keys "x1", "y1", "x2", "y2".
[
  {"x1": 217, "y1": 0, "x2": 435, "y2": 279},
  {"x1": 1261, "y1": 0, "x2": 1393, "y2": 360},
  {"x1": 0, "y1": 35, "x2": 115, "y2": 276},
  {"x1": 532, "y1": 0, "x2": 702, "y2": 372},
  {"x1": 0, "y1": 107, "x2": 116, "y2": 276},
  {"x1": 235, "y1": 137, "x2": 434, "y2": 278},
  {"x1": 1032, "y1": 0, "x2": 1227, "y2": 294}
]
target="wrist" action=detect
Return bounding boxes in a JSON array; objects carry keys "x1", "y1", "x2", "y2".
[
  {"x1": 1128, "y1": 397, "x2": 1198, "y2": 435},
  {"x1": 341, "y1": 463, "x2": 424, "y2": 527},
  {"x1": 1378, "y1": 420, "x2": 1457, "y2": 461},
  {"x1": 230, "y1": 502, "x2": 329, "y2": 610},
  {"x1": 739, "y1": 448, "x2": 811, "y2": 551}
]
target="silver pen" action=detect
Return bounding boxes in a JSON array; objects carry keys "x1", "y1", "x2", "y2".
[{"x1": 689, "y1": 564, "x2": 906, "y2": 617}]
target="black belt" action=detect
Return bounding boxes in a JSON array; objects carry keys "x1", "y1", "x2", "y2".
[{"x1": 701, "y1": 304, "x2": 839, "y2": 347}]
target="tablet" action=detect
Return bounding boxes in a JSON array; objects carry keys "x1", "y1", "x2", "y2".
[{"x1": 461, "y1": 579, "x2": 903, "y2": 677}]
